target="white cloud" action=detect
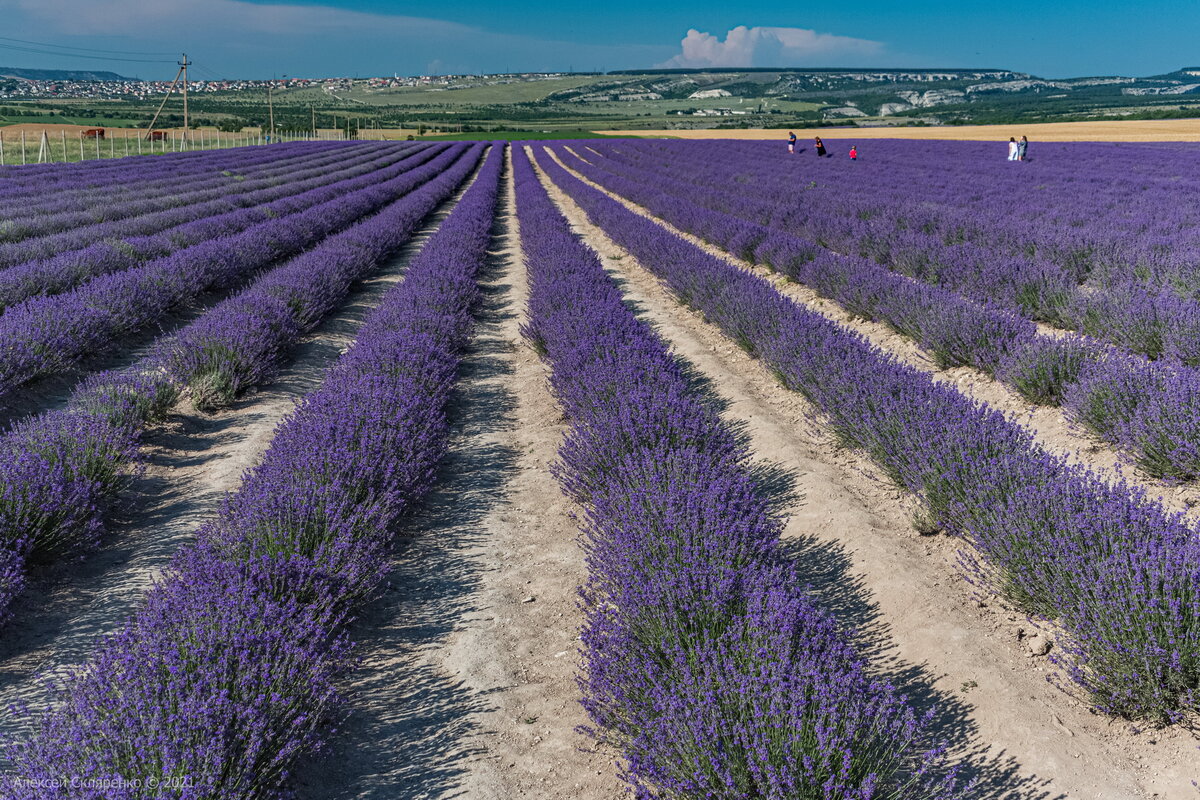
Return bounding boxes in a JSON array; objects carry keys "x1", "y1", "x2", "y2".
[{"x1": 663, "y1": 25, "x2": 884, "y2": 68}]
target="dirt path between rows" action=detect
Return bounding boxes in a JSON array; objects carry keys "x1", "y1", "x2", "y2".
[
  {"x1": 291, "y1": 149, "x2": 623, "y2": 800},
  {"x1": 531, "y1": 146, "x2": 1196, "y2": 799},
  {"x1": 0, "y1": 285, "x2": 252, "y2": 431},
  {"x1": 548, "y1": 146, "x2": 1200, "y2": 522},
  {"x1": 0, "y1": 176, "x2": 476, "y2": 763},
  {"x1": 0, "y1": 146, "x2": 432, "y2": 431}
]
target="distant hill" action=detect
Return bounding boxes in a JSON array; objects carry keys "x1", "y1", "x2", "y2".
[
  {"x1": 520, "y1": 67, "x2": 1200, "y2": 126},
  {"x1": 3, "y1": 64, "x2": 1200, "y2": 131},
  {"x1": 0, "y1": 67, "x2": 134, "y2": 82}
]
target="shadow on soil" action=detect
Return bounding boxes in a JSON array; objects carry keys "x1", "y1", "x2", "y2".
[
  {"x1": 779, "y1": 532, "x2": 1063, "y2": 800},
  {"x1": 0, "y1": 178, "x2": 477, "y2": 766},
  {"x1": 573, "y1": 197, "x2": 1060, "y2": 799},
  {"x1": 292, "y1": 211, "x2": 522, "y2": 799}
]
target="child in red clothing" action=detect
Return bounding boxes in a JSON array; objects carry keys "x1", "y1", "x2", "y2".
[{"x1": 849, "y1": 145, "x2": 858, "y2": 160}]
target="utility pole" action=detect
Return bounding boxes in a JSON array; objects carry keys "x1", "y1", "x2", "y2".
[
  {"x1": 267, "y1": 85, "x2": 275, "y2": 142},
  {"x1": 180, "y1": 53, "x2": 190, "y2": 147},
  {"x1": 145, "y1": 61, "x2": 184, "y2": 138},
  {"x1": 311, "y1": 104, "x2": 316, "y2": 139}
]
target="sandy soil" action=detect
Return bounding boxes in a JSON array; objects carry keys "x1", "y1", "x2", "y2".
[
  {"x1": 291, "y1": 148, "x2": 623, "y2": 800},
  {"x1": 0, "y1": 183, "x2": 471, "y2": 763},
  {"x1": 0, "y1": 286, "x2": 249, "y2": 431},
  {"x1": 599, "y1": 119, "x2": 1200, "y2": 142},
  {"x1": 531, "y1": 147, "x2": 1198, "y2": 799}
]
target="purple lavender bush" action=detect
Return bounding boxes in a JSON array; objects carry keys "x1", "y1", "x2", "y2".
[
  {"x1": 0, "y1": 144, "x2": 483, "y2": 627},
  {"x1": 0, "y1": 143, "x2": 382, "y2": 265},
  {"x1": 533, "y1": 144, "x2": 1200, "y2": 723},
  {"x1": 567, "y1": 140, "x2": 1200, "y2": 366},
  {"x1": 554, "y1": 143, "x2": 1200, "y2": 488},
  {"x1": 0, "y1": 410, "x2": 141, "y2": 629},
  {"x1": 0, "y1": 143, "x2": 328, "y2": 241},
  {"x1": 164, "y1": 142, "x2": 482, "y2": 411},
  {"x1": 0, "y1": 144, "x2": 427, "y2": 308},
  {"x1": 1, "y1": 145, "x2": 503, "y2": 799},
  {"x1": 996, "y1": 334, "x2": 1098, "y2": 406},
  {"x1": 0, "y1": 144, "x2": 470, "y2": 404},
  {"x1": 1065, "y1": 352, "x2": 1200, "y2": 480},
  {"x1": 516, "y1": 145, "x2": 967, "y2": 798}
]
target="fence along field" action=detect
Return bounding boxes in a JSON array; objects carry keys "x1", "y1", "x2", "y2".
[
  {"x1": 0, "y1": 136, "x2": 1195, "y2": 797},
  {"x1": 0, "y1": 124, "x2": 372, "y2": 166}
]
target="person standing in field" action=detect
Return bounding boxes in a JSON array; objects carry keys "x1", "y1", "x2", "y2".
[
  {"x1": 815, "y1": 136, "x2": 827, "y2": 157},
  {"x1": 788, "y1": 131, "x2": 797, "y2": 154},
  {"x1": 1007, "y1": 137, "x2": 1019, "y2": 161},
  {"x1": 1018, "y1": 135, "x2": 1029, "y2": 161},
  {"x1": 849, "y1": 145, "x2": 858, "y2": 161}
]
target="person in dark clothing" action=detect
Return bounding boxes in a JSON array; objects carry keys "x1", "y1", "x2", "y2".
[
  {"x1": 814, "y1": 136, "x2": 827, "y2": 157},
  {"x1": 788, "y1": 131, "x2": 797, "y2": 154}
]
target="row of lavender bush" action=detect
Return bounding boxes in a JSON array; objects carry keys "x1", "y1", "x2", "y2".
[
  {"x1": 0, "y1": 142, "x2": 323, "y2": 232},
  {"x1": 515, "y1": 146, "x2": 967, "y2": 797},
  {"x1": 556, "y1": 145, "x2": 1200, "y2": 482},
  {"x1": 165, "y1": 142, "x2": 483, "y2": 410},
  {"x1": 0, "y1": 145, "x2": 435, "y2": 311},
  {"x1": 574, "y1": 143, "x2": 1074, "y2": 324},
  {"x1": 0, "y1": 135, "x2": 285, "y2": 185},
  {"x1": 0, "y1": 143, "x2": 312, "y2": 236},
  {"x1": 0, "y1": 143, "x2": 484, "y2": 628},
  {"x1": 0, "y1": 140, "x2": 318, "y2": 207},
  {"x1": 585, "y1": 140, "x2": 1200, "y2": 367},
  {"x1": 552, "y1": 144, "x2": 1035, "y2": 375},
  {"x1": 0, "y1": 143, "x2": 472, "y2": 404},
  {"x1": 534, "y1": 145, "x2": 1200, "y2": 723},
  {"x1": 1, "y1": 144, "x2": 503, "y2": 800},
  {"x1": 0, "y1": 142, "x2": 410, "y2": 269},
  {"x1": 593, "y1": 139, "x2": 1200, "y2": 307}
]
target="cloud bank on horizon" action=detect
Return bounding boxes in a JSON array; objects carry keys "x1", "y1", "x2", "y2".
[{"x1": 662, "y1": 25, "x2": 886, "y2": 69}]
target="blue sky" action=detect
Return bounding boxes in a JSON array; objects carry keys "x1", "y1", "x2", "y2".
[{"x1": 1, "y1": 0, "x2": 1197, "y2": 80}]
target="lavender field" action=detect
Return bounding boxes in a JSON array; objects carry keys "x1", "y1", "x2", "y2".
[{"x1": 0, "y1": 137, "x2": 1196, "y2": 798}]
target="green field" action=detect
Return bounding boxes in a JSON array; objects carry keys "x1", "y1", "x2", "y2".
[
  {"x1": 0, "y1": 108, "x2": 144, "y2": 128},
  {"x1": 0, "y1": 73, "x2": 834, "y2": 136},
  {"x1": 5, "y1": 68, "x2": 1200, "y2": 141},
  {"x1": 329, "y1": 75, "x2": 604, "y2": 106}
]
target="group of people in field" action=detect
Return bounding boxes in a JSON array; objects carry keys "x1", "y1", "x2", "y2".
[
  {"x1": 787, "y1": 132, "x2": 857, "y2": 160},
  {"x1": 1007, "y1": 136, "x2": 1030, "y2": 161},
  {"x1": 782, "y1": 130, "x2": 1027, "y2": 163}
]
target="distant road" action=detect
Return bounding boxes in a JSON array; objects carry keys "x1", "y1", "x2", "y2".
[{"x1": 601, "y1": 118, "x2": 1200, "y2": 141}]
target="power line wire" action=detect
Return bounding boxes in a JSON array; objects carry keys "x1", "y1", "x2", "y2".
[
  {"x1": 0, "y1": 42, "x2": 175, "y2": 64},
  {"x1": 0, "y1": 36, "x2": 176, "y2": 57},
  {"x1": 190, "y1": 62, "x2": 229, "y2": 83}
]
